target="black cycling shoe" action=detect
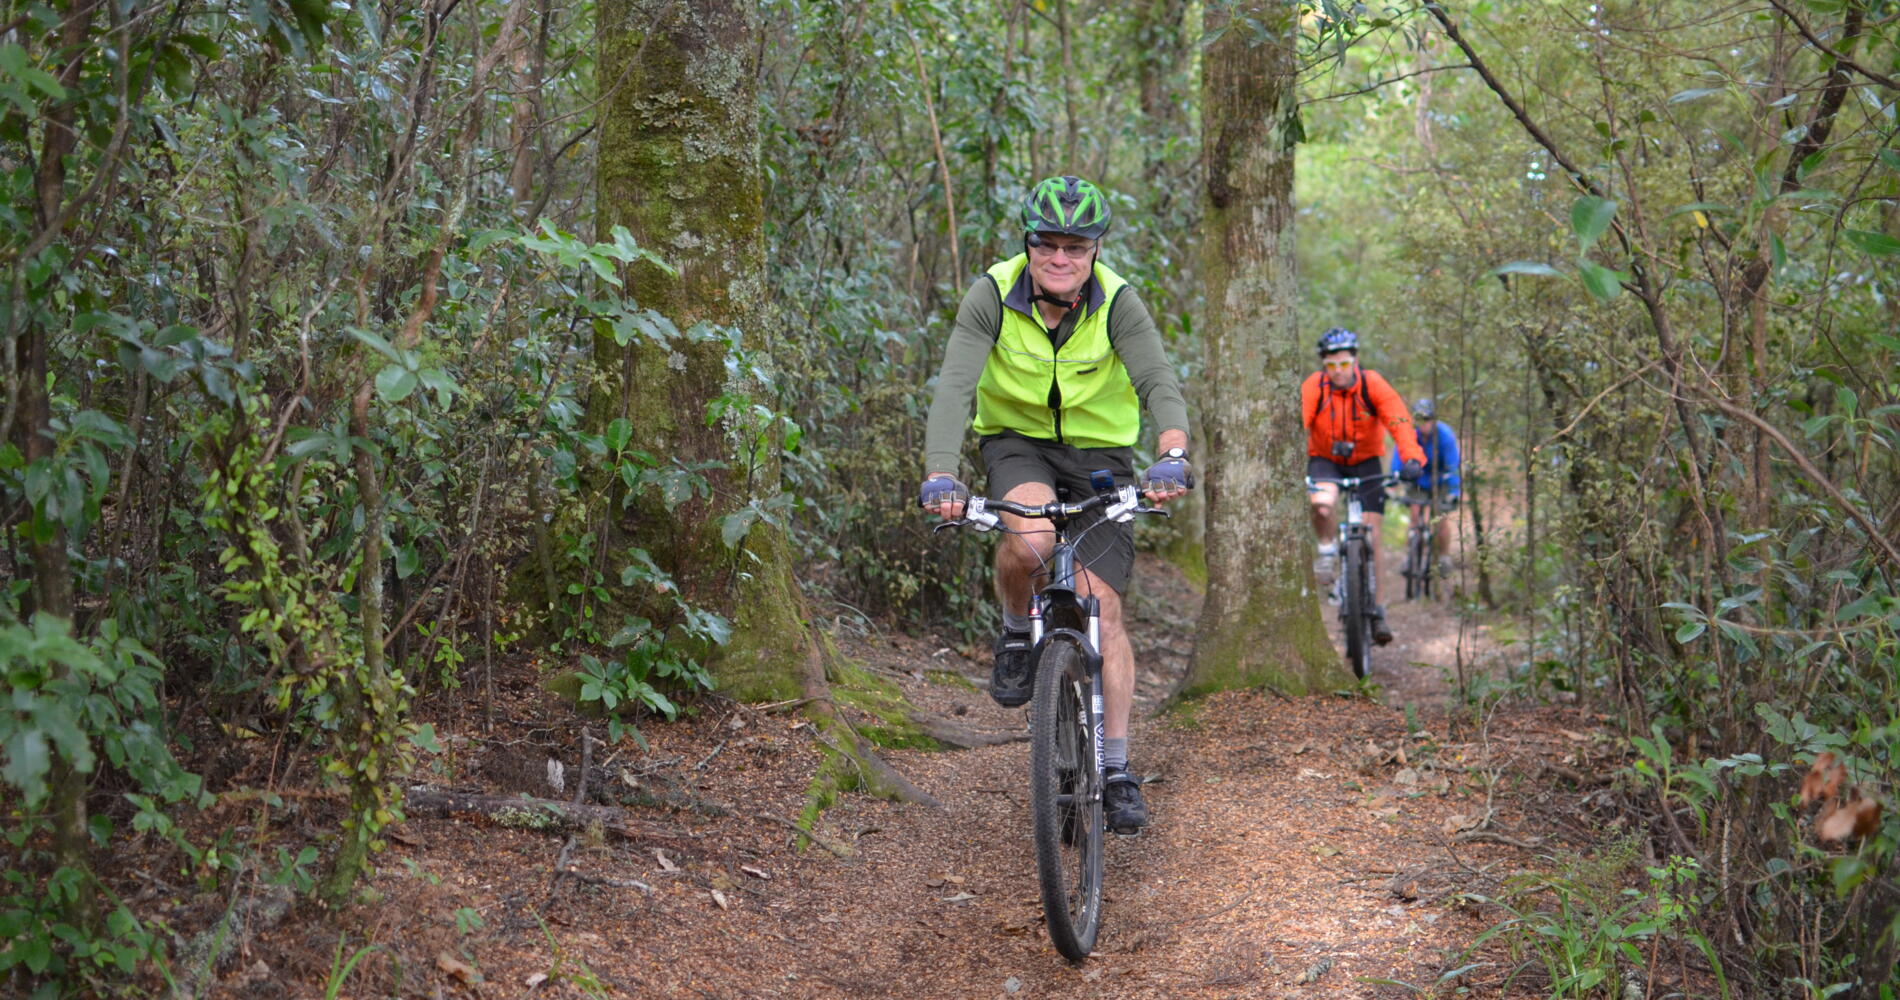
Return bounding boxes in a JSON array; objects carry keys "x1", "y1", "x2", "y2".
[
  {"x1": 1104, "y1": 769, "x2": 1149, "y2": 834},
  {"x1": 989, "y1": 629, "x2": 1034, "y2": 707},
  {"x1": 1371, "y1": 604, "x2": 1394, "y2": 646}
]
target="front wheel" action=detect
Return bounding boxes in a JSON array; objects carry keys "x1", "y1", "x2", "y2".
[
  {"x1": 1030, "y1": 640, "x2": 1103, "y2": 961},
  {"x1": 1406, "y1": 524, "x2": 1431, "y2": 600},
  {"x1": 1343, "y1": 538, "x2": 1373, "y2": 679}
]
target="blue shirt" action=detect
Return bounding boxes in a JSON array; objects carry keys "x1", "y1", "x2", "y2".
[{"x1": 1414, "y1": 422, "x2": 1462, "y2": 496}]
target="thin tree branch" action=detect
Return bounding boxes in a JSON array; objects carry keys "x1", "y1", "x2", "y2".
[
  {"x1": 1424, "y1": 3, "x2": 1601, "y2": 198},
  {"x1": 1700, "y1": 395, "x2": 1900, "y2": 570},
  {"x1": 1764, "y1": 0, "x2": 1898, "y2": 91},
  {"x1": 1299, "y1": 62, "x2": 1472, "y2": 105},
  {"x1": 905, "y1": 27, "x2": 962, "y2": 280}
]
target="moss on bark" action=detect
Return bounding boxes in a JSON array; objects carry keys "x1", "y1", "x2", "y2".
[
  {"x1": 1178, "y1": 1, "x2": 1345, "y2": 700},
  {"x1": 594, "y1": 0, "x2": 806, "y2": 698}
]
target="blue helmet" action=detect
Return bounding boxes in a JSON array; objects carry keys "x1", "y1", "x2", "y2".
[
  {"x1": 1413, "y1": 396, "x2": 1436, "y2": 420},
  {"x1": 1317, "y1": 327, "x2": 1359, "y2": 356}
]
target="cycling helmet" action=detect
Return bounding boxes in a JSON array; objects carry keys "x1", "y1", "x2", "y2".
[
  {"x1": 1316, "y1": 327, "x2": 1359, "y2": 356},
  {"x1": 1413, "y1": 396, "x2": 1436, "y2": 420},
  {"x1": 1022, "y1": 176, "x2": 1111, "y2": 241}
]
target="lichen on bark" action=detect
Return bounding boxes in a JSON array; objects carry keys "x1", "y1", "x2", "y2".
[{"x1": 593, "y1": 0, "x2": 804, "y2": 698}]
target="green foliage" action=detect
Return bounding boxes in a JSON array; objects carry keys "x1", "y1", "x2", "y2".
[
  {"x1": 1298, "y1": 0, "x2": 1900, "y2": 987},
  {"x1": 759, "y1": 0, "x2": 1206, "y2": 633},
  {"x1": 0, "y1": 612, "x2": 201, "y2": 992},
  {"x1": 1467, "y1": 845, "x2": 1725, "y2": 999}
]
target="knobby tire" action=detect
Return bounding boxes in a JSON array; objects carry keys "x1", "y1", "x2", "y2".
[
  {"x1": 1343, "y1": 538, "x2": 1372, "y2": 679},
  {"x1": 1407, "y1": 523, "x2": 1431, "y2": 600},
  {"x1": 1030, "y1": 640, "x2": 1103, "y2": 961}
]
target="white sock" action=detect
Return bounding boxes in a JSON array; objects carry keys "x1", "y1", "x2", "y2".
[{"x1": 1002, "y1": 610, "x2": 1030, "y2": 633}]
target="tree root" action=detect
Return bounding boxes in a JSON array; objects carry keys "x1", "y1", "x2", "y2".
[
  {"x1": 906, "y1": 711, "x2": 1025, "y2": 749},
  {"x1": 772, "y1": 624, "x2": 942, "y2": 854}
]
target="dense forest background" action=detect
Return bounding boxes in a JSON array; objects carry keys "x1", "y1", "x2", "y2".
[{"x1": 1, "y1": 0, "x2": 1895, "y2": 996}]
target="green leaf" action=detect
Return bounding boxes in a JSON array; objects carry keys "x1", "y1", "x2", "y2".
[
  {"x1": 466, "y1": 228, "x2": 518, "y2": 254},
  {"x1": 605, "y1": 418, "x2": 633, "y2": 453},
  {"x1": 1832, "y1": 856, "x2": 1871, "y2": 895},
  {"x1": 1667, "y1": 201, "x2": 1729, "y2": 219},
  {"x1": 1675, "y1": 622, "x2": 1707, "y2": 643},
  {"x1": 2, "y1": 729, "x2": 51, "y2": 804},
  {"x1": 0, "y1": 43, "x2": 67, "y2": 102},
  {"x1": 417, "y1": 368, "x2": 458, "y2": 407},
  {"x1": 349, "y1": 327, "x2": 405, "y2": 363},
  {"x1": 394, "y1": 544, "x2": 419, "y2": 579},
  {"x1": 375, "y1": 365, "x2": 417, "y2": 403},
  {"x1": 1669, "y1": 86, "x2": 1724, "y2": 104},
  {"x1": 1490, "y1": 260, "x2": 1561, "y2": 277},
  {"x1": 1571, "y1": 196, "x2": 1618, "y2": 249},
  {"x1": 1834, "y1": 592, "x2": 1885, "y2": 621},
  {"x1": 1843, "y1": 229, "x2": 1900, "y2": 256},
  {"x1": 1578, "y1": 261, "x2": 1626, "y2": 302},
  {"x1": 720, "y1": 507, "x2": 760, "y2": 549},
  {"x1": 18, "y1": 931, "x2": 51, "y2": 974},
  {"x1": 409, "y1": 724, "x2": 442, "y2": 753}
]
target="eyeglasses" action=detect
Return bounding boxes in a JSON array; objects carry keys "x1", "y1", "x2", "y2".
[
  {"x1": 1323, "y1": 359, "x2": 1356, "y2": 372},
  {"x1": 1028, "y1": 240, "x2": 1097, "y2": 260}
]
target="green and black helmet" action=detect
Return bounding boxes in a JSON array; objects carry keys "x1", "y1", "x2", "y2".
[{"x1": 1021, "y1": 175, "x2": 1111, "y2": 241}]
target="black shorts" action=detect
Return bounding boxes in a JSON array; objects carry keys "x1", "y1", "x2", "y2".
[
  {"x1": 979, "y1": 432, "x2": 1135, "y2": 594},
  {"x1": 1307, "y1": 456, "x2": 1388, "y2": 515}
]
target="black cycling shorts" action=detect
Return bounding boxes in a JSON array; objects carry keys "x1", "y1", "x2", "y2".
[
  {"x1": 1307, "y1": 455, "x2": 1388, "y2": 515},
  {"x1": 980, "y1": 431, "x2": 1135, "y2": 594}
]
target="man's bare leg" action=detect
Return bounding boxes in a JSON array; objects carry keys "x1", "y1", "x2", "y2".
[{"x1": 994, "y1": 481, "x2": 1057, "y2": 617}]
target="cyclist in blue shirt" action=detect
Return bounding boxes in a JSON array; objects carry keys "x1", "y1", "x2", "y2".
[{"x1": 1408, "y1": 397, "x2": 1462, "y2": 579}]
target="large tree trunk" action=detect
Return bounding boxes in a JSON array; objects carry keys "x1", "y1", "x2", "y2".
[
  {"x1": 595, "y1": 0, "x2": 808, "y2": 700},
  {"x1": 1180, "y1": 1, "x2": 1340, "y2": 697}
]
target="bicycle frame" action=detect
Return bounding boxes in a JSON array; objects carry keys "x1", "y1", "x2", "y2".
[
  {"x1": 1307, "y1": 471, "x2": 1398, "y2": 677},
  {"x1": 938, "y1": 482, "x2": 1161, "y2": 959},
  {"x1": 1306, "y1": 472, "x2": 1395, "y2": 553}
]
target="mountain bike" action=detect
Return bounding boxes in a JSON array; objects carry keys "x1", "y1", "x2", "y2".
[
  {"x1": 1309, "y1": 470, "x2": 1398, "y2": 679},
  {"x1": 935, "y1": 473, "x2": 1165, "y2": 961},
  {"x1": 1401, "y1": 488, "x2": 1435, "y2": 601}
]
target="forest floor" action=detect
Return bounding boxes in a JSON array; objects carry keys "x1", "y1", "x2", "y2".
[{"x1": 186, "y1": 531, "x2": 1635, "y2": 1000}]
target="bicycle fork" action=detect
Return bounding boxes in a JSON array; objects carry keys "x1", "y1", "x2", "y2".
[{"x1": 1028, "y1": 594, "x2": 1107, "y2": 794}]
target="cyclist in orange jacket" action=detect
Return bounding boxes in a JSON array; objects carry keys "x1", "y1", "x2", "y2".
[{"x1": 1302, "y1": 327, "x2": 1426, "y2": 645}]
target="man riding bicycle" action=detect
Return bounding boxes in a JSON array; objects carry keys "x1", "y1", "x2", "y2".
[
  {"x1": 920, "y1": 175, "x2": 1192, "y2": 834},
  {"x1": 1408, "y1": 397, "x2": 1462, "y2": 581},
  {"x1": 1303, "y1": 327, "x2": 1425, "y2": 645}
]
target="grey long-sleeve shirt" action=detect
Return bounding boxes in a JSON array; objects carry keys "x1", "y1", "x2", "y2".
[{"x1": 923, "y1": 273, "x2": 1190, "y2": 477}]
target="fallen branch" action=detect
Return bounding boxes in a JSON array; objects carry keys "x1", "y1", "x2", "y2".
[
  {"x1": 1452, "y1": 830, "x2": 1545, "y2": 850},
  {"x1": 753, "y1": 813, "x2": 855, "y2": 859},
  {"x1": 402, "y1": 785, "x2": 695, "y2": 847}
]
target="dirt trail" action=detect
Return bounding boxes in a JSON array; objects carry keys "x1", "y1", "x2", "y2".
[{"x1": 240, "y1": 551, "x2": 1596, "y2": 999}]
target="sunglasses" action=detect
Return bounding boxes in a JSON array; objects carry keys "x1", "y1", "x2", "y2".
[{"x1": 1323, "y1": 359, "x2": 1356, "y2": 372}]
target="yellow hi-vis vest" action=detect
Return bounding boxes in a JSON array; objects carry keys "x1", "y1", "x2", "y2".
[{"x1": 972, "y1": 255, "x2": 1137, "y2": 448}]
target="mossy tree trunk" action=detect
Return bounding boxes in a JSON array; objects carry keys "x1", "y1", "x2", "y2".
[
  {"x1": 594, "y1": 0, "x2": 807, "y2": 700},
  {"x1": 1181, "y1": 1, "x2": 1342, "y2": 698}
]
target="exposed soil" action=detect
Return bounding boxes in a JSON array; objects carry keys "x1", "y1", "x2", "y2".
[{"x1": 181, "y1": 543, "x2": 1623, "y2": 999}]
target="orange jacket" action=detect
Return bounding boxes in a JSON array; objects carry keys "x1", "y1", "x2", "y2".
[{"x1": 1301, "y1": 366, "x2": 1427, "y2": 466}]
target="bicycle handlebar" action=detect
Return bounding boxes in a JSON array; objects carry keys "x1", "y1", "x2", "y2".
[
  {"x1": 932, "y1": 485, "x2": 1170, "y2": 534},
  {"x1": 1305, "y1": 471, "x2": 1402, "y2": 490}
]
